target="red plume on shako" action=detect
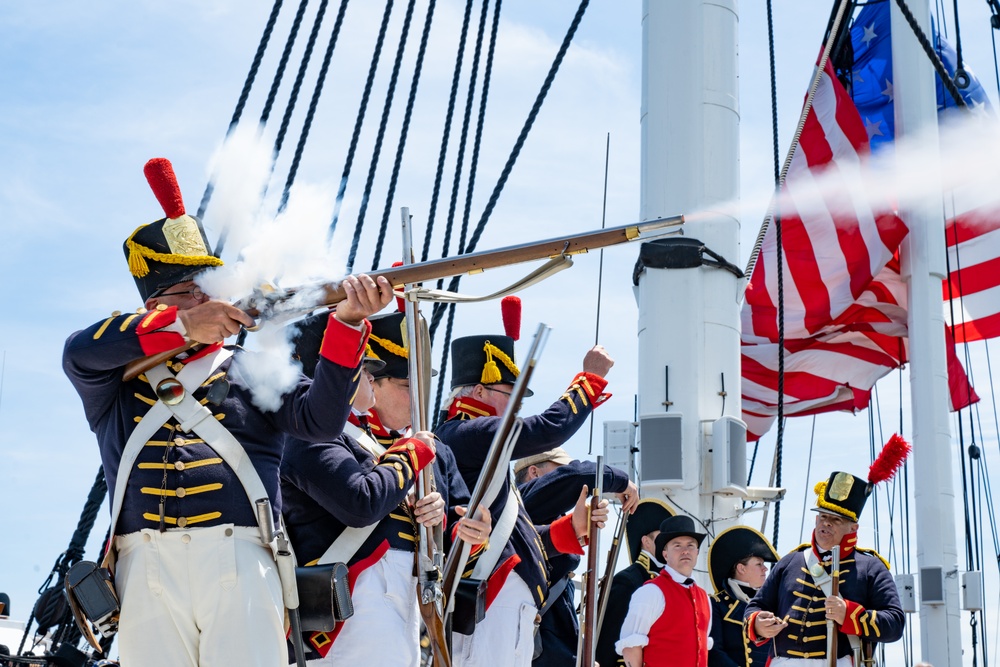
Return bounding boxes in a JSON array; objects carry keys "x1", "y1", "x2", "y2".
[{"x1": 123, "y1": 158, "x2": 223, "y2": 301}]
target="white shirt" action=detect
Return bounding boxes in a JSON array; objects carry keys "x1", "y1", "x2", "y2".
[{"x1": 615, "y1": 564, "x2": 714, "y2": 655}]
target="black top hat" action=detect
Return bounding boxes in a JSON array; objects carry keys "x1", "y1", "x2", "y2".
[
  {"x1": 707, "y1": 525, "x2": 778, "y2": 595},
  {"x1": 653, "y1": 515, "x2": 707, "y2": 558},
  {"x1": 292, "y1": 312, "x2": 384, "y2": 379},
  {"x1": 626, "y1": 499, "x2": 675, "y2": 563},
  {"x1": 125, "y1": 158, "x2": 223, "y2": 301},
  {"x1": 811, "y1": 434, "x2": 911, "y2": 522}
]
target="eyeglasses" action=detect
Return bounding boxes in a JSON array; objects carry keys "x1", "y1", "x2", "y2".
[
  {"x1": 484, "y1": 387, "x2": 512, "y2": 397},
  {"x1": 159, "y1": 287, "x2": 207, "y2": 300}
]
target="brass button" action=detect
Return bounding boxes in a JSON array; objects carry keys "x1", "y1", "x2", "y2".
[
  {"x1": 407, "y1": 443, "x2": 415, "y2": 451},
  {"x1": 143, "y1": 533, "x2": 152, "y2": 543},
  {"x1": 111, "y1": 310, "x2": 121, "y2": 317},
  {"x1": 174, "y1": 460, "x2": 186, "y2": 471},
  {"x1": 156, "y1": 378, "x2": 185, "y2": 406},
  {"x1": 156, "y1": 304, "x2": 168, "y2": 311},
  {"x1": 175, "y1": 488, "x2": 187, "y2": 498},
  {"x1": 177, "y1": 517, "x2": 188, "y2": 528},
  {"x1": 394, "y1": 462, "x2": 403, "y2": 470},
  {"x1": 174, "y1": 437, "x2": 186, "y2": 447},
  {"x1": 225, "y1": 528, "x2": 233, "y2": 537},
  {"x1": 181, "y1": 534, "x2": 191, "y2": 544}
]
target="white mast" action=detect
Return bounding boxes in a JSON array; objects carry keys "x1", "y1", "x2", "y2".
[
  {"x1": 634, "y1": 0, "x2": 745, "y2": 568},
  {"x1": 890, "y1": 2, "x2": 964, "y2": 665}
]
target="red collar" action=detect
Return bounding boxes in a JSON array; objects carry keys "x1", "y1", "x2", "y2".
[
  {"x1": 811, "y1": 530, "x2": 858, "y2": 559},
  {"x1": 446, "y1": 395, "x2": 498, "y2": 420},
  {"x1": 366, "y1": 408, "x2": 399, "y2": 440}
]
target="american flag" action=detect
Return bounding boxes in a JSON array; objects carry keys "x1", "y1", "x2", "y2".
[{"x1": 740, "y1": 1, "x2": 992, "y2": 440}]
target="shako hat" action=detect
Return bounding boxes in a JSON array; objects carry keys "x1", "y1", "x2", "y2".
[
  {"x1": 124, "y1": 158, "x2": 223, "y2": 301},
  {"x1": 812, "y1": 433, "x2": 911, "y2": 522},
  {"x1": 512, "y1": 447, "x2": 574, "y2": 475},
  {"x1": 292, "y1": 312, "x2": 384, "y2": 379},
  {"x1": 451, "y1": 296, "x2": 531, "y2": 394},
  {"x1": 707, "y1": 525, "x2": 778, "y2": 595},
  {"x1": 367, "y1": 311, "x2": 437, "y2": 380},
  {"x1": 625, "y1": 499, "x2": 674, "y2": 563},
  {"x1": 653, "y1": 515, "x2": 707, "y2": 557}
]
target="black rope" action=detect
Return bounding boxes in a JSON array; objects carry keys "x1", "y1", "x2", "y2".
[
  {"x1": 950, "y1": 0, "x2": 967, "y2": 86},
  {"x1": 429, "y1": 0, "x2": 592, "y2": 344},
  {"x1": 420, "y1": 0, "x2": 475, "y2": 265},
  {"x1": 428, "y1": 0, "x2": 494, "y2": 341},
  {"x1": 261, "y1": 0, "x2": 313, "y2": 126},
  {"x1": 430, "y1": 0, "x2": 493, "y2": 418},
  {"x1": 66, "y1": 468, "x2": 108, "y2": 563},
  {"x1": 199, "y1": 0, "x2": 287, "y2": 228},
  {"x1": 355, "y1": 0, "x2": 420, "y2": 271},
  {"x1": 766, "y1": 0, "x2": 780, "y2": 185},
  {"x1": 279, "y1": 0, "x2": 352, "y2": 212},
  {"x1": 329, "y1": 0, "x2": 396, "y2": 246},
  {"x1": 371, "y1": 0, "x2": 439, "y2": 267},
  {"x1": 272, "y1": 0, "x2": 332, "y2": 167},
  {"x1": 893, "y1": 0, "x2": 968, "y2": 106}
]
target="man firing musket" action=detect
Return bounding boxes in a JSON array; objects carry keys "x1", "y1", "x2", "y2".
[
  {"x1": 278, "y1": 313, "x2": 491, "y2": 664},
  {"x1": 435, "y1": 297, "x2": 614, "y2": 667}
]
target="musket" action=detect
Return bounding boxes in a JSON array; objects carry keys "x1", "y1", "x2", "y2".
[
  {"x1": 594, "y1": 508, "x2": 628, "y2": 640},
  {"x1": 123, "y1": 214, "x2": 683, "y2": 380},
  {"x1": 440, "y1": 323, "x2": 551, "y2": 625},
  {"x1": 577, "y1": 456, "x2": 605, "y2": 667},
  {"x1": 827, "y1": 545, "x2": 840, "y2": 667},
  {"x1": 401, "y1": 208, "x2": 451, "y2": 667}
]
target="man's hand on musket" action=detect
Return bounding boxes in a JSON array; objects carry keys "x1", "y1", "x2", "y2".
[
  {"x1": 572, "y1": 485, "x2": 610, "y2": 540},
  {"x1": 825, "y1": 595, "x2": 847, "y2": 624},
  {"x1": 413, "y1": 492, "x2": 445, "y2": 527},
  {"x1": 617, "y1": 480, "x2": 640, "y2": 514},
  {"x1": 177, "y1": 301, "x2": 256, "y2": 344},
  {"x1": 753, "y1": 611, "x2": 789, "y2": 639},
  {"x1": 582, "y1": 345, "x2": 614, "y2": 377},
  {"x1": 335, "y1": 274, "x2": 393, "y2": 326},
  {"x1": 454, "y1": 505, "x2": 493, "y2": 546}
]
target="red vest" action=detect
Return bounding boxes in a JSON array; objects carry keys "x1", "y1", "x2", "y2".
[{"x1": 642, "y1": 572, "x2": 710, "y2": 667}]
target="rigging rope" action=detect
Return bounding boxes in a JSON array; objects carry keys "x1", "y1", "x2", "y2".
[
  {"x1": 279, "y1": 0, "x2": 352, "y2": 212},
  {"x1": 329, "y1": 0, "x2": 396, "y2": 244},
  {"x1": 372, "y1": 0, "x2": 440, "y2": 268},
  {"x1": 349, "y1": 0, "x2": 419, "y2": 271}
]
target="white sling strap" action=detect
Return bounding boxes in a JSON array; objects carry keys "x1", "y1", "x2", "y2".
[
  {"x1": 803, "y1": 548, "x2": 862, "y2": 652},
  {"x1": 470, "y1": 476, "x2": 520, "y2": 580},
  {"x1": 106, "y1": 350, "x2": 234, "y2": 552},
  {"x1": 315, "y1": 421, "x2": 387, "y2": 565}
]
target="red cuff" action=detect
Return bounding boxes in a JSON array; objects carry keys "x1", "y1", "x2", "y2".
[
  {"x1": 745, "y1": 611, "x2": 769, "y2": 646},
  {"x1": 385, "y1": 437, "x2": 435, "y2": 474},
  {"x1": 136, "y1": 306, "x2": 186, "y2": 355},
  {"x1": 319, "y1": 314, "x2": 372, "y2": 368},
  {"x1": 549, "y1": 514, "x2": 585, "y2": 555},
  {"x1": 841, "y1": 599, "x2": 866, "y2": 635},
  {"x1": 572, "y1": 372, "x2": 612, "y2": 408}
]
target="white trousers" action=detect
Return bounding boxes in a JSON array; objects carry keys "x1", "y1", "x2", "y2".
[
  {"x1": 770, "y1": 657, "x2": 853, "y2": 667},
  {"x1": 305, "y1": 549, "x2": 420, "y2": 666},
  {"x1": 115, "y1": 525, "x2": 285, "y2": 667},
  {"x1": 453, "y1": 572, "x2": 537, "y2": 667}
]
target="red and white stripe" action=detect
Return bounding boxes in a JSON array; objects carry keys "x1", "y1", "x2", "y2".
[
  {"x1": 945, "y1": 204, "x2": 1000, "y2": 343},
  {"x1": 740, "y1": 62, "x2": 980, "y2": 441}
]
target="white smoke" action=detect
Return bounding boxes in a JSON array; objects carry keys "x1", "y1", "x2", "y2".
[{"x1": 193, "y1": 124, "x2": 354, "y2": 410}]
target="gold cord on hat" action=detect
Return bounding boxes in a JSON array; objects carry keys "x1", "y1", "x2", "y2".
[{"x1": 481, "y1": 340, "x2": 520, "y2": 384}]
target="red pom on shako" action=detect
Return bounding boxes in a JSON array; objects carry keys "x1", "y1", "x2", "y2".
[
  {"x1": 143, "y1": 157, "x2": 186, "y2": 219},
  {"x1": 501, "y1": 296, "x2": 521, "y2": 341},
  {"x1": 868, "y1": 433, "x2": 912, "y2": 485},
  {"x1": 391, "y1": 261, "x2": 406, "y2": 313}
]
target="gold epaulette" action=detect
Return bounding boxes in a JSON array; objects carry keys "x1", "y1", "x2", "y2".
[{"x1": 855, "y1": 546, "x2": 890, "y2": 569}]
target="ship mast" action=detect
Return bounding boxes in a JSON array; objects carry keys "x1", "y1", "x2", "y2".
[
  {"x1": 891, "y1": 1, "x2": 964, "y2": 664},
  {"x1": 634, "y1": 0, "x2": 747, "y2": 569}
]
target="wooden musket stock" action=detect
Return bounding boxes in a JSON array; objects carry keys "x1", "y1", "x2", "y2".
[
  {"x1": 122, "y1": 215, "x2": 682, "y2": 380},
  {"x1": 577, "y1": 457, "x2": 605, "y2": 667},
  {"x1": 828, "y1": 546, "x2": 841, "y2": 667}
]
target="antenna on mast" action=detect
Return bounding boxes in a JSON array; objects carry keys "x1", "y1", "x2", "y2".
[{"x1": 588, "y1": 133, "x2": 611, "y2": 455}]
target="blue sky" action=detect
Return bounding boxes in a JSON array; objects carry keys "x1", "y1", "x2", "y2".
[{"x1": 1, "y1": 0, "x2": 998, "y2": 662}]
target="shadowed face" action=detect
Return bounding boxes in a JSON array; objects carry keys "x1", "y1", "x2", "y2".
[
  {"x1": 353, "y1": 367, "x2": 376, "y2": 413},
  {"x1": 735, "y1": 556, "x2": 769, "y2": 589},
  {"x1": 372, "y1": 377, "x2": 411, "y2": 430},
  {"x1": 471, "y1": 383, "x2": 514, "y2": 414}
]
